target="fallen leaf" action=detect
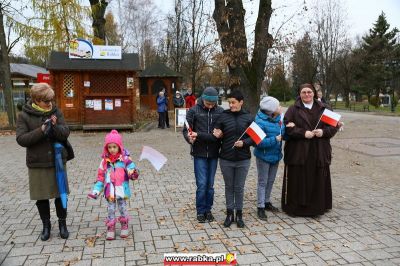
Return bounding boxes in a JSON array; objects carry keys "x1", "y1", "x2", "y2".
[{"x1": 140, "y1": 252, "x2": 148, "y2": 257}]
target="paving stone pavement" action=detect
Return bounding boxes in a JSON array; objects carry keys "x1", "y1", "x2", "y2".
[{"x1": 1, "y1": 112, "x2": 400, "y2": 266}]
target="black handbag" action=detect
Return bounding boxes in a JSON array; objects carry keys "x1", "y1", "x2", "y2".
[{"x1": 63, "y1": 140, "x2": 75, "y2": 161}]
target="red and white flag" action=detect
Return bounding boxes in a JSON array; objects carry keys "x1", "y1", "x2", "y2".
[
  {"x1": 320, "y1": 109, "x2": 341, "y2": 127},
  {"x1": 245, "y1": 122, "x2": 266, "y2": 145},
  {"x1": 139, "y1": 146, "x2": 167, "y2": 171},
  {"x1": 184, "y1": 119, "x2": 192, "y2": 133}
]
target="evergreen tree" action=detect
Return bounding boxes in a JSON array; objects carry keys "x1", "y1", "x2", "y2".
[
  {"x1": 268, "y1": 65, "x2": 291, "y2": 102},
  {"x1": 358, "y1": 12, "x2": 399, "y2": 106},
  {"x1": 291, "y1": 33, "x2": 318, "y2": 90}
]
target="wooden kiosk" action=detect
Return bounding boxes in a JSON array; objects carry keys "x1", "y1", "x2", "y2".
[
  {"x1": 139, "y1": 62, "x2": 181, "y2": 110},
  {"x1": 47, "y1": 51, "x2": 141, "y2": 130}
]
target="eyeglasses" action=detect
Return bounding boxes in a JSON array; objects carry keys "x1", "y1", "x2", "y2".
[{"x1": 301, "y1": 91, "x2": 314, "y2": 95}]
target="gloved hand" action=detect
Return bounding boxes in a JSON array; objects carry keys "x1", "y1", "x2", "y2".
[
  {"x1": 87, "y1": 191, "x2": 99, "y2": 199},
  {"x1": 42, "y1": 119, "x2": 52, "y2": 136},
  {"x1": 128, "y1": 169, "x2": 140, "y2": 180}
]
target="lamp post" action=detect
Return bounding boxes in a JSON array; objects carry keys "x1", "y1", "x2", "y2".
[{"x1": 392, "y1": 85, "x2": 396, "y2": 113}]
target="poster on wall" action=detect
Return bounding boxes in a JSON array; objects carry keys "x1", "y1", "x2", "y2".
[
  {"x1": 175, "y1": 108, "x2": 187, "y2": 132},
  {"x1": 85, "y1": 100, "x2": 94, "y2": 108},
  {"x1": 93, "y1": 99, "x2": 102, "y2": 110},
  {"x1": 105, "y1": 99, "x2": 113, "y2": 110},
  {"x1": 115, "y1": 99, "x2": 121, "y2": 107},
  {"x1": 84, "y1": 81, "x2": 90, "y2": 87},
  {"x1": 127, "y1": 77, "x2": 134, "y2": 88}
]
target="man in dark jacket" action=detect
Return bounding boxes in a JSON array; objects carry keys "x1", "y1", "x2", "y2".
[{"x1": 183, "y1": 87, "x2": 223, "y2": 223}]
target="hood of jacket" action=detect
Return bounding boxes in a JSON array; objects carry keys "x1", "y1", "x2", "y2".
[{"x1": 256, "y1": 110, "x2": 281, "y2": 123}]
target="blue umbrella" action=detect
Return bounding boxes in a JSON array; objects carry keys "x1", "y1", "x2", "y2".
[{"x1": 54, "y1": 142, "x2": 68, "y2": 209}]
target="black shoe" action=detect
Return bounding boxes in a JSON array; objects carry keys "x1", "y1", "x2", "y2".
[
  {"x1": 265, "y1": 202, "x2": 279, "y2": 212},
  {"x1": 197, "y1": 214, "x2": 206, "y2": 223},
  {"x1": 205, "y1": 212, "x2": 214, "y2": 222},
  {"x1": 257, "y1": 208, "x2": 268, "y2": 220},
  {"x1": 236, "y1": 210, "x2": 245, "y2": 228},
  {"x1": 223, "y1": 209, "x2": 234, "y2": 227},
  {"x1": 40, "y1": 219, "x2": 51, "y2": 241},
  {"x1": 58, "y1": 219, "x2": 69, "y2": 239}
]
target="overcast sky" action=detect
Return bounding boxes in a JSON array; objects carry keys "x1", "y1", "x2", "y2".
[{"x1": 153, "y1": 0, "x2": 400, "y2": 40}]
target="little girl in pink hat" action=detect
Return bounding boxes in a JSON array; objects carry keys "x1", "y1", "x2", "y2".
[{"x1": 88, "y1": 130, "x2": 139, "y2": 240}]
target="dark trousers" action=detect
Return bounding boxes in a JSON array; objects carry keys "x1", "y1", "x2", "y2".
[
  {"x1": 165, "y1": 110, "x2": 170, "y2": 127},
  {"x1": 158, "y1": 112, "x2": 166, "y2": 128},
  {"x1": 219, "y1": 158, "x2": 251, "y2": 210},
  {"x1": 36, "y1": 198, "x2": 67, "y2": 220}
]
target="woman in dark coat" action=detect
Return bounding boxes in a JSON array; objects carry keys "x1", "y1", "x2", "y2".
[
  {"x1": 213, "y1": 90, "x2": 254, "y2": 228},
  {"x1": 16, "y1": 83, "x2": 73, "y2": 241},
  {"x1": 282, "y1": 83, "x2": 339, "y2": 216}
]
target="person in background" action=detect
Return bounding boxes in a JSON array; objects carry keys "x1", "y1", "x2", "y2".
[
  {"x1": 184, "y1": 88, "x2": 196, "y2": 109},
  {"x1": 282, "y1": 83, "x2": 339, "y2": 217},
  {"x1": 156, "y1": 88, "x2": 170, "y2": 128},
  {"x1": 157, "y1": 91, "x2": 167, "y2": 129},
  {"x1": 163, "y1": 88, "x2": 170, "y2": 128},
  {"x1": 173, "y1": 91, "x2": 185, "y2": 108},
  {"x1": 183, "y1": 87, "x2": 223, "y2": 223},
  {"x1": 317, "y1": 90, "x2": 327, "y2": 104},
  {"x1": 213, "y1": 90, "x2": 254, "y2": 228},
  {"x1": 16, "y1": 83, "x2": 74, "y2": 241}
]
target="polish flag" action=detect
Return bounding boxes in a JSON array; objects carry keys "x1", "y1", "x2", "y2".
[
  {"x1": 320, "y1": 109, "x2": 341, "y2": 127},
  {"x1": 245, "y1": 122, "x2": 266, "y2": 145},
  {"x1": 184, "y1": 119, "x2": 192, "y2": 133},
  {"x1": 139, "y1": 146, "x2": 167, "y2": 171}
]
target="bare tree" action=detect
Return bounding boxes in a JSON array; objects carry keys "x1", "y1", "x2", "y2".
[
  {"x1": 183, "y1": 0, "x2": 218, "y2": 93},
  {"x1": 213, "y1": 0, "x2": 273, "y2": 112},
  {"x1": 165, "y1": 0, "x2": 189, "y2": 73},
  {"x1": 334, "y1": 40, "x2": 356, "y2": 107},
  {"x1": 311, "y1": 0, "x2": 347, "y2": 99},
  {"x1": 122, "y1": 0, "x2": 160, "y2": 68},
  {"x1": 291, "y1": 33, "x2": 318, "y2": 88},
  {"x1": 0, "y1": 1, "x2": 17, "y2": 127}
]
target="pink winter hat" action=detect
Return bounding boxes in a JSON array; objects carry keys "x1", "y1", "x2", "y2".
[{"x1": 103, "y1": 129, "x2": 124, "y2": 156}]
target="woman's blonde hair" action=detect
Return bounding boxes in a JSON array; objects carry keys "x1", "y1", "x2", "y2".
[{"x1": 30, "y1": 83, "x2": 55, "y2": 102}]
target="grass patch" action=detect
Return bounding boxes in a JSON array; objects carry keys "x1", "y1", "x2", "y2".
[
  {"x1": 281, "y1": 100, "x2": 399, "y2": 115},
  {"x1": 332, "y1": 101, "x2": 400, "y2": 115}
]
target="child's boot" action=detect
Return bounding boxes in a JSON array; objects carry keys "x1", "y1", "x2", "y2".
[
  {"x1": 119, "y1": 216, "x2": 129, "y2": 238},
  {"x1": 105, "y1": 218, "x2": 116, "y2": 240}
]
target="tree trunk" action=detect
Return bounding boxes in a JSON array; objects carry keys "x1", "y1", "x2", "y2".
[
  {"x1": 213, "y1": 0, "x2": 272, "y2": 113},
  {"x1": 0, "y1": 6, "x2": 15, "y2": 127},
  {"x1": 89, "y1": 0, "x2": 108, "y2": 45},
  {"x1": 175, "y1": 0, "x2": 181, "y2": 73}
]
